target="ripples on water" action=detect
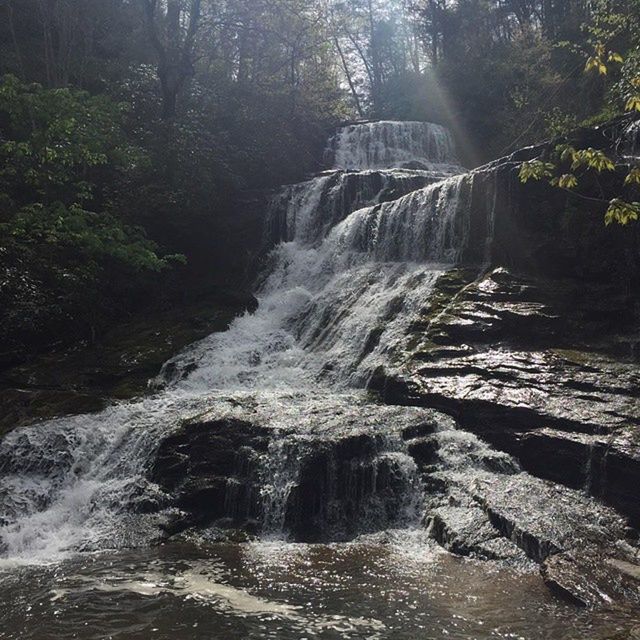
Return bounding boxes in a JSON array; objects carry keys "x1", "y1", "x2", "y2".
[{"x1": 1, "y1": 539, "x2": 636, "y2": 640}]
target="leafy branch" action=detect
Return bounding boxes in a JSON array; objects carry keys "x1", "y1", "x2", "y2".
[{"x1": 520, "y1": 32, "x2": 640, "y2": 227}]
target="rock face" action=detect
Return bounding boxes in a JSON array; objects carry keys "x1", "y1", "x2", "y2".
[
  {"x1": 371, "y1": 117, "x2": 640, "y2": 530},
  {"x1": 151, "y1": 417, "x2": 269, "y2": 535},
  {"x1": 149, "y1": 393, "x2": 640, "y2": 608},
  {"x1": 372, "y1": 265, "x2": 640, "y2": 530},
  {"x1": 150, "y1": 395, "x2": 432, "y2": 543}
]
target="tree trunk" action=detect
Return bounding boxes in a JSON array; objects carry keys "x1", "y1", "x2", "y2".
[
  {"x1": 141, "y1": 0, "x2": 202, "y2": 120},
  {"x1": 334, "y1": 35, "x2": 364, "y2": 118}
]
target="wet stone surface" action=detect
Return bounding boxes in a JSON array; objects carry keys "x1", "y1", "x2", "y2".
[
  {"x1": 373, "y1": 267, "x2": 640, "y2": 530},
  {"x1": 148, "y1": 391, "x2": 640, "y2": 609}
]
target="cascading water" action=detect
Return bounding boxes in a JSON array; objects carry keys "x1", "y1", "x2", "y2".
[
  {"x1": 2, "y1": 121, "x2": 639, "y2": 640},
  {"x1": 0, "y1": 121, "x2": 469, "y2": 561},
  {"x1": 325, "y1": 121, "x2": 460, "y2": 172},
  {"x1": 623, "y1": 119, "x2": 640, "y2": 158}
]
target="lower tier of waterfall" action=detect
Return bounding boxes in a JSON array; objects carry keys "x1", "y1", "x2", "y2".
[{"x1": 1, "y1": 388, "x2": 639, "y2": 639}]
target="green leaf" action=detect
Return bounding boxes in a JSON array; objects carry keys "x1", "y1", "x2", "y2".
[
  {"x1": 556, "y1": 174, "x2": 579, "y2": 189},
  {"x1": 585, "y1": 57, "x2": 600, "y2": 73},
  {"x1": 571, "y1": 148, "x2": 615, "y2": 172},
  {"x1": 519, "y1": 160, "x2": 555, "y2": 183},
  {"x1": 625, "y1": 96, "x2": 640, "y2": 112},
  {"x1": 605, "y1": 199, "x2": 640, "y2": 226},
  {"x1": 625, "y1": 168, "x2": 640, "y2": 186}
]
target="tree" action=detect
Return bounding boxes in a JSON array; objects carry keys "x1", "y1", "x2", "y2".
[
  {"x1": 519, "y1": 1, "x2": 640, "y2": 226},
  {"x1": 141, "y1": 0, "x2": 202, "y2": 119},
  {"x1": 329, "y1": 0, "x2": 427, "y2": 117}
]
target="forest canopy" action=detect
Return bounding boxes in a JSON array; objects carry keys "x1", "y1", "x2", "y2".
[{"x1": 0, "y1": 0, "x2": 639, "y2": 355}]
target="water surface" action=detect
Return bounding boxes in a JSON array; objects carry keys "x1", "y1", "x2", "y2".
[{"x1": 1, "y1": 538, "x2": 637, "y2": 640}]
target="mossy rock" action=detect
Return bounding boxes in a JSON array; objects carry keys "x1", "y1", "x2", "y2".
[
  {"x1": 0, "y1": 389, "x2": 106, "y2": 438},
  {"x1": 0, "y1": 288, "x2": 256, "y2": 434}
]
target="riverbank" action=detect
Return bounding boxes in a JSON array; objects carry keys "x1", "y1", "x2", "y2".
[{"x1": 0, "y1": 284, "x2": 257, "y2": 437}]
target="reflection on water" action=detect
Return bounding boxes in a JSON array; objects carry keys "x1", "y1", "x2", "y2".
[{"x1": 0, "y1": 538, "x2": 637, "y2": 640}]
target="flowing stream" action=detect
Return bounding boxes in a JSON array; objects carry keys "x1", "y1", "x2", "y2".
[{"x1": 0, "y1": 121, "x2": 637, "y2": 639}]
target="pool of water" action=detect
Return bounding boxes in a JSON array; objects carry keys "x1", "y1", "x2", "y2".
[{"x1": 1, "y1": 535, "x2": 638, "y2": 640}]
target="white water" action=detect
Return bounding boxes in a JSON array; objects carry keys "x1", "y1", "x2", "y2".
[
  {"x1": 0, "y1": 120, "x2": 471, "y2": 563},
  {"x1": 623, "y1": 119, "x2": 640, "y2": 158},
  {"x1": 326, "y1": 121, "x2": 460, "y2": 172},
  {"x1": 266, "y1": 169, "x2": 445, "y2": 247}
]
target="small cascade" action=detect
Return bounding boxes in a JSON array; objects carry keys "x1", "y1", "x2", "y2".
[
  {"x1": 332, "y1": 174, "x2": 470, "y2": 264},
  {"x1": 259, "y1": 436, "x2": 303, "y2": 537},
  {"x1": 623, "y1": 120, "x2": 640, "y2": 158},
  {"x1": 325, "y1": 121, "x2": 460, "y2": 171},
  {"x1": 0, "y1": 397, "x2": 196, "y2": 562},
  {"x1": 258, "y1": 429, "x2": 423, "y2": 542}
]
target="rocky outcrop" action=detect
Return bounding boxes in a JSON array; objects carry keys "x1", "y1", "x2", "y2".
[
  {"x1": 151, "y1": 417, "x2": 269, "y2": 536},
  {"x1": 148, "y1": 393, "x2": 640, "y2": 608},
  {"x1": 370, "y1": 117, "x2": 640, "y2": 531},
  {"x1": 0, "y1": 287, "x2": 257, "y2": 437},
  {"x1": 362, "y1": 119, "x2": 640, "y2": 606},
  {"x1": 372, "y1": 266, "x2": 640, "y2": 529},
  {"x1": 150, "y1": 396, "x2": 439, "y2": 542}
]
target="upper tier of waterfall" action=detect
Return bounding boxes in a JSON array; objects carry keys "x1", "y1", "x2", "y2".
[
  {"x1": 325, "y1": 121, "x2": 460, "y2": 172},
  {"x1": 267, "y1": 121, "x2": 465, "y2": 249}
]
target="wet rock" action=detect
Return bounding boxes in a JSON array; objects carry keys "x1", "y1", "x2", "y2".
[
  {"x1": 373, "y1": 267, "x2": 640, "y2": 529},
  {"x1": 0, "y1": 389, "x2": 106, "y2": 439},
  {"x1": 542, "y1": 551, "x2": 640, "y2": 608},
  {"x1": 406, "y1": 436, "x2": 440, "y2": 467},
  {"x1": 149, "y1": 395, "x2": 443, "y2": 542},
  {"x1": 427, "y1": 505, "x2": 529, "y2": 563},
  {"x1": 430, "y1": 461, "x2": 640, "y2": 607},
  {"x1": 151, "y1": 417, "x2": 270, "y2": 533}
]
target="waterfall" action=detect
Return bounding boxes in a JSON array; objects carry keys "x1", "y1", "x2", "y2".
[
  {"x1": 258, "y1": 428, "x2": 423, "y2": 541},
  {"x1": 623, "y1": 119, "x2": 640, "y2": 158},
  {"x1": 0, "y1": 120, "x2": 473, "y2": 562},
  {"x1": 325, "y1": 121, "x2": 460, "y2": 171},
  {"x1": 159, "y1": 173, "x2": 468, "y2": 391},
  {"x1": 265, "y1": 170, "x2": 444, "y2": 247}
]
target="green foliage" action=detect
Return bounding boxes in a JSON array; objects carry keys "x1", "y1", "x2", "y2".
[
  {"x1": 519, "y1": 161, "x2": 556, "y2": 182},
  {"x1": 519, "y1": 138, "x2": 640, "y2": 226},
  {"x1": 0, "y1": 75, "x2": 141, "y2": 206},
  {"x1": 544, "y1": 108, "x2": 579, "y2": 137},
  {"x1": 605, "y1": 199, "x2": 640, "y2": 225},
  {"x1": 2, "y1": 203, "x2": 171, "y2": 272},
  {"x1": 0, "y1": 74, "x2": 178, "y2": 350},
  {"x1": 551, "y1": 174, "x2": 579, "y2": 189},
  {"x1": 0, "y1": 74, "x2": 168, "y2": 272},
  {"x1": 517, "y1": 8, "x2": 640, "y2": 228},
  {"x1": 625, "y1": 168, "x2": 640, "y2": 185},
  {"x1": 570, "y1": 147, "x2": 616, "y2": 172}
]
